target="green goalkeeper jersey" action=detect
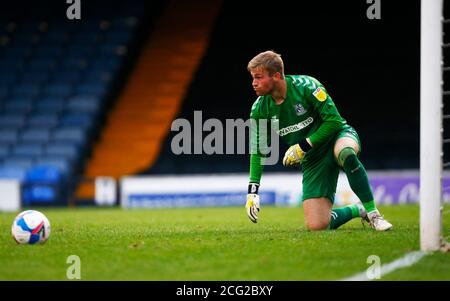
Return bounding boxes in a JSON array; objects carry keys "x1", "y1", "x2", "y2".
[{"x1": 249, "y1": 75, "x2": 349, "y2": 183}]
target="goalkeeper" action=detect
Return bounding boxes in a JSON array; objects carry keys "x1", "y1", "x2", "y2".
[{"x1": 245, "y1": 50, "x2": 392, "y2": 231}]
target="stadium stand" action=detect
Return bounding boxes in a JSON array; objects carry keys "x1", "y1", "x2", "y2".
[
  {"x1": 76, "y1": 0, "x2": 222, "y2": 200},
  {"x1": 0, "y1": 0, "x2": 164, "y2": 205}
]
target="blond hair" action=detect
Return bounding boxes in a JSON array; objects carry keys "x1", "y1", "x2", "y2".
[{"x1": 247, "y1": 50, "x2": 284, "y2": 78}]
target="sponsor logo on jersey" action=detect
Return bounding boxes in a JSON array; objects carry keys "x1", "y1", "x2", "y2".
[
  {"x1": 294, "y1": 103, "x2": 307, "y2": 116},
  {"x1": 276, "y1": 117, "x2": 314, "y2": 137},
  {"x1": 313, "y1": 87, "x2": 327, "y2": 102}
]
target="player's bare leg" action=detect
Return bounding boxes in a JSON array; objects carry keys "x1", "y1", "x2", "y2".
[
  {"x1": 334, "y1": 137, "x2": 393, "y2": 231},
  {"x1": 303, "y1": 197, "x2": 332, "y2": 230},
  {"x1": 303, "y1": 197, "x2": 365, "y2": 230}
]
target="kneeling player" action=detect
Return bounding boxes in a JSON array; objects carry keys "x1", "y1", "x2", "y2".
[{"x1": 245, "y1": 50, "x2": 392, "y2": 231}]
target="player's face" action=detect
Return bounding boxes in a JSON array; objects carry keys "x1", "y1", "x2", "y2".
[{"x1": 250, "y1": 67, "x2": 276, "y2": 96}]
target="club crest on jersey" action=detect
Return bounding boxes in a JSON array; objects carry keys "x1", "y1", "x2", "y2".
[
  {"x1": 313, "y1": 87, "x2": 327, "y2": 102},
  {"x1": 294, "y1": 104, "x2": 306, "y2": 116}
]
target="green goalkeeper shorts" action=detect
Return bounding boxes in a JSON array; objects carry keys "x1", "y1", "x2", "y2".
[{"x1": 300, "y1": 125, "x2": 361, "y2": 204}]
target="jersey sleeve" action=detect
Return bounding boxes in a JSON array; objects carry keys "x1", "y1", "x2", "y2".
[
  {"x1": 304, "y1": 79, "x2": 346, "y2": 147},
  {"x1": 248, "y1": 98, "x2": 269, "y2": 184}
]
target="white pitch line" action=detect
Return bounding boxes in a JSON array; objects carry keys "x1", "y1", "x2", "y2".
[{"x1": 341, "y1": 251, "x2": 429, "y2": 281}]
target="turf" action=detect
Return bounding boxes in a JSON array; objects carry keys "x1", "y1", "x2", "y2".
[{"x1": 0, "y1": 205, "x2": 448, "y2": 280}]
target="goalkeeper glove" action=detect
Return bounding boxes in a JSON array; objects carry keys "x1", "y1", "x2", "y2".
[
  {"x1": 245, "y1": 183, "x2": 260, "y2": 223},
  {"x1": 282, "y1": 139, "x2": 312, "y2": 167}
]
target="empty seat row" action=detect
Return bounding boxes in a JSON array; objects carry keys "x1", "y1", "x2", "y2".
[
  {"x1": 0, "y1": 143, "x2": 79, "y2": 160},
  {"x1": 0, "y1": 55, "x2": 123, "y2": 72},
  {"x1": 0, "y1": 156, "x2": 72, "y2": 175},
  {"x1": 0, "y1": 70, "x2": 113, "y2": 85},
  {"x1": 0, "y1": 127, "x2": 89, "y2": 145},
  {"x1": 0, "y1": 112, "x2": 97, "y2": 129},
  {"x1": 0, "y1": 82, "x2": 111, "y2": 98}
]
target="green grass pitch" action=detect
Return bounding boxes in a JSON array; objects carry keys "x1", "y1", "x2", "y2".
[{"x1": 0, "y1": 205, "x2": 449, "y2": 280}]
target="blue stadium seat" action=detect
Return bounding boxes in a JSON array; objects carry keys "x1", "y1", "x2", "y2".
[
  {"x1": 0, "y1": 115, "x2": 26, "y2": 128},
  {"x1": 20, "y1": 128, "x2": 51, "y2": 143},
  {"x1": 0, "y1": 85, "x2": 9, "y2": 99},
  {"x1": 49, "y1": 70, "x2": 80, "y2": 84},
  {"x1": 59, "y1": 58, "x2": 88, "y2": 71},
  {"x1": 0, "y1": 73, "x2": 17, "y2": 85},
  {"x1": 59, "y1": 112, "x2": 93, "y2": 129},
  {"x1": 27, "y1": 59, "x2": 56, "y2": 72},
  {"x1": 0, "y1": 166, "x2": 27, "y2": 182},
  {"x1": 25, "y1": 165, "x2": 62, "y2": 185},
  {"x1": 35, "y1": 156, "x2": 71, "y2": 175},
  {"x1": 3, "y1": 98, "x2": 33, "y2": 114},
  {"x1": 52, "y1": 127, "x2": 86, "y2": 145},
  {"x1": 105, "y1": 29, "x2": 133, "y2": 44},
  {"x1": 20, "y1": 71, "x2": 50, "y2": 84},
  {"x1": 0, "y1": 129, "x2": 18, "y2": 143},
  {"x1": 2, "y1": 156, "x2": 34, "y2": 170},
  {"x1": 12, "y1": 33, "x2": 36, "y2": 46},
  {"x1": 67, "y1": 95, "x2": 102, "y2": 113},
  {"x1": 82, "y1": 70, "x2": 112, "y2": 84},
  {"x1": 34, "y1": 46, "x2": 64, "y2": 58},
  {"x1": 33, "y1": 97, "x2": 66, "y2": 113},
  {"x1": 27, "y1": 113, "x2": 59, "y2": 128},
  {"x1": 2, "y1": 45, "x2": 32, "y2": 59},
  {"x1": 43, "y1": 83, "x2": 73, "y2": 97},
  {"x1": 3, "y1": 96, "x2": 34, "y2": 103},
  {"x1": 18, "y1": 22, "x2": 41, "y2": 33},
  {"x1": 111, "y1": 17, "x2": 139, "y2": 30},
  {"x1": 73, "y1": 84, "x2": 107, "y2": 98},
  {"x1": 11, "y1": 83, "x2": 41, "y2": 97},
  {"x1": 79, "y1": 20, "x2": 104, "y2": 31},
  {"x1": 0, "y1": 60, "x2": 24, "y2": 72},
  {"x1": 90, "y1": 57, "x2": 121, "y2": 72},
  {"x1": 12, "y1": 143, "x2": 43, "y2": 157},
  {"x1": 39, "y1": 32, "x2": 69, "y2": 45},
  {"x1": 99, "y1": 44, "x2": 126, "y2": 56},
  {"x1": 0, "y1": 145, "x2": 10, "y2": 157},
  {"x1": 65, "y1": 45, "x2": 95, "y2": 57},
  {"x1": 45, "y1": 143, "x2": 79, "y2": 161},
  {"x1": 72, "y1": 32, "x2": 101, "y2": 44}
]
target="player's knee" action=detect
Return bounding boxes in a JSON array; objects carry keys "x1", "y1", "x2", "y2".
[
  {"x1": 336, "y1": 147, "x2": 357, "y2": 167},
  {"x1": 305, "y1": 219, "x2": 329, "y2": 231}
]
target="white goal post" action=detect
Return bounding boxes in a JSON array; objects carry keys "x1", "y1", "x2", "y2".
[{"x1": 420, "y1": 0, "x2": 443, "y2": 251}]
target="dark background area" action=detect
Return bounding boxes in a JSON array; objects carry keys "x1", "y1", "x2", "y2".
[{"x1": 148, "y1": 0, "x2": 421, "y2": 174}]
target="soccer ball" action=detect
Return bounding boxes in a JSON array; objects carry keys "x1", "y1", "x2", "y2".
[{"x1": 11, "y1": 210, "x2": 51, "y2": 244}]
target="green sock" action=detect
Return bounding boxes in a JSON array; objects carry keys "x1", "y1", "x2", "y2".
[
  {"x1": 341, "y1": 149, "x2": 377, "y2": 213},
  {"x1": 328, "y1": 205, "x2": 358, "y2": 229}
]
